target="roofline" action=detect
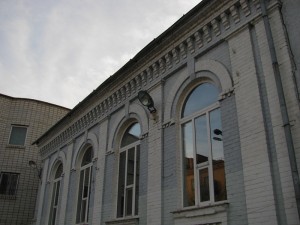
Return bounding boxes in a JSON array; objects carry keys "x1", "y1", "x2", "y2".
[
  {"x1": 33, "y1": 0, "x2": 211, "y2": 145},
  {"x1": 0, "y1": 93, "x2": 70, "y2": 111}
]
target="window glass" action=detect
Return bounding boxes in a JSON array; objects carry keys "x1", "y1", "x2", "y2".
[
  {"x1": 195, "y1": 115, "x2": 209, "y2": 164},
  {"x1": 76, "y1": 148, "x2": 93, "y2": 224},
  {"x1": 121, "y1": 123, "x2": 141, "y2": 148},
  {"x1": 81, "y1": 147, "x2": 93, "y2": 166},
  {"x1": 49, "y1": 163, "x2": 63, "y2": 225},
  {"x1": 55, "y1": 164, "x2": 63, "y2": 179},
  {"x1": 210, "y1": 109, "x2": 227, "y2": 201},
  {"x1": 117, "y1": 122, "x2": 140, "y2": 218},
  {"x1": 181, "y1": 83, "x2": 227, "y2": 207},
  {"x1": 0, "y1": 172, "x2": 19, "y2": 195},
  {"x1": 9, "y1": 126, "x2": 27, "y2": 146},
  {"x1": 182, "y1": 83, "x2": 219, "y2": 118},
  {"x1": 182, "y1": 122, "x2": 195, "y2": 207}
]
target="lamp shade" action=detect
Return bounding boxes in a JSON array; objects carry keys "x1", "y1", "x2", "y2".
[
  {"x1": 138, "y1": 91, "x2": 156, "y2": 113},
  {"x1": 138, "y1": 91, "x2": 153, "y2": 107}
]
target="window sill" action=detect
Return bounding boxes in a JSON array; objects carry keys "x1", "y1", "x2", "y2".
[
  {"x1": 6, "y1": 144, "x2": 25, "y2": 150},
  {"x1": 171, "y1": 201, "x2": 229, "y2": 218},
  {"x1": 0, "y1": 194, "x2": 17, "y2": 200},
  {"x1": 105, "y1": 216, "x2": 139, "y2": 225}
]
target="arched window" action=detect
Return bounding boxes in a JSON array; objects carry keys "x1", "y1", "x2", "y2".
[
  {"x1": 117, "y1": 122, "x2": 141, "y2": 218},
  {"x1": 48, "y1": 163, "x2": 63, "y2": 225},
  {"x1": 181, "y1": 82, "x2": 227, "y2": 207},
  {"x1": 76, "y1": 147, "x2": 93, "y2": 224}
]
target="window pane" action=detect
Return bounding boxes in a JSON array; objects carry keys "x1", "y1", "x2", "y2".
[
  {"x1": 210, "y1": 109, "x2": 227, "y2": 201},
  {"x1": 182, "y1": 83, "x2": 219, "y2": 118},
  {"x1": 55, "y1": 164, "x2": 63, "y2": 179},
  {"x1": 80, "y1": 200, "x2": 87, "y2": 223},
  {"x1": 127, "y1": 148, "x2": 135, "y2": 185},
  {"x1": 9, "y1": 126, "x2": 27, "y2": 146},
  {"x1": 83, "y1": 168, "x2": 90, "y2": 198},
  {"x1": 54, "y1": 181, "x2": 60, "y2": 205},
  {"x1": 210, "y1": 109, "x2": 224, "y2": 161},
  {"x1": 76, "y1": 170, "x2": 84, "y2": 223},
  {"x1": 0, "y1": 173, "x2": 19, "y2": 195},
  {"x1": 199, "y1": 168, "x2": 210, "y2": 202},
  {"x1": 195, "y1": 115, "x2": 209, "y2": 164},
  {"x1": 81, "y1": 148, "x2": 93, "y2": 166},
  {"x1": 121, "y1": 123, "x2": 141, "y2": 147},
  {"x1": 182, "y1": 122, "x2": 195, "y2": 207},
  {"x1": 125, "y1": 188, "x2": 133, "y2": 216},
  {"x1": 117, "y1": 151, "x2": 126, "y2": 217},
  {"x1": 0, "y1": 174, "x2": 9, "y2": 194}
]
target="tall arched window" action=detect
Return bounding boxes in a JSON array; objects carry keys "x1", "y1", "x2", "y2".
[
  {"x1": 76, "y1": 147, "x2": 93, "y2": 224},
  {"x1": 117, "y1": 122, "x2": 141, "y2": 218},
  {"x1": 181, "y1": 82, "x2": 227, "y2": 207},
  {"x1": 48, "y1": 163, "x2": 63, "y2": 225}
]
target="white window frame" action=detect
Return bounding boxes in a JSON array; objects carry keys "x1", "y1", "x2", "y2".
[
  {"x1": 0, "y1": 172, "x2": 20, "y2": 195},
  {"x1": 117, "y1": 141, "x2": 140, "y2": 218},
  {"x1": 76, "y1": 161, "x2": 92, "y2": 224},
  {"x1": 8, "y1": 125, "x2": 28, "y2": 146},
  {"x1": 181, "y1": 99, "x2": 226, "y2": 208},
  {"x1": 48, "y1": 174, "x2": 62, "y2": 225}
]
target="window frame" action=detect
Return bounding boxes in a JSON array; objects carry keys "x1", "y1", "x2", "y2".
[
  {"x1": 0, "y1": 172, "x2": 20, "y2": 196},
  {"x1": 48, "y1": 164, "x2": 63, "y2": 225},
  {"x1": 76, "y1": 148, "x2": 93, "y2": 225},
  {"x1": 8, "y1": 125, "x2": 28, "y2": 146},
  {"x1": 116, "y1": 122, "x2": 141, "y2": 219},
  {"x1": 180, "y1": 83, "x2": 227, "y2": 208}
]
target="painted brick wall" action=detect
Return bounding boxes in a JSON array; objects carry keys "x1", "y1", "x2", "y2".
[
  {"x1": 162, "y1": 124, "x2": 178, "y2": 225},
  {"x1": 0, "y1": 95, "x2": 69, "y2": 225},
  {"x1": 220, "y1": 95, "x2": 248, "y2": 225}
]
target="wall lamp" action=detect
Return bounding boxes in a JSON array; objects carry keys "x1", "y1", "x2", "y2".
[
  {"x1": 29, "y1": 160, "x2": 42, "y2": 180},
  {"x1": 138, "y1": 91, "x2": 157, "y2": 114}
]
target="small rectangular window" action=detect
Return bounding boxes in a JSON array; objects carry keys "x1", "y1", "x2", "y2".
[
  {"x1": 0, "y1": 172, "x2": 20, "y2": 195},
  {"x1": 9, "y1": 125, "x2": 27, "y2": 146}
]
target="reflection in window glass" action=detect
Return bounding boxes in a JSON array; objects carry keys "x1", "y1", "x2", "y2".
[
  {"x1": 199, "y1": 168, "x2": 210, "y2": 202},
  {"x1": 210, "y1": 109, "x2": 227, "y2": 201},
  {"x1": 182, "y1": 83, "x2": 219, "y2": 118},
  {"x1": 9, "y1": 126, "x2": 27, "y2": 146},
  {"x1": 182, "y1": 122, "x2": 195, "y2": 207},
  {"x1": 49, "y1": 164, "x2": 63, "y2": 225},
  {"x1": 121, "y1": 123, "x2": 141, "y2": 148},
  {"x1": 195, "y1": 115, "x2": 209, "y2": 164},
  {"x1": 117, "y1": 122, "x2": 141, "y2": 218},
  {"x1": 76, "y1": 148, "x2": 93, "y2": 224},
  {"x1": 181, "y1": 82, "x2": 227, "y2": 206}
]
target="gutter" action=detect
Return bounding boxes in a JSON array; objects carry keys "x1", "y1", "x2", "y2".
[{"x1": 260, "y1": 0, "x2": 300, "y2": 220}]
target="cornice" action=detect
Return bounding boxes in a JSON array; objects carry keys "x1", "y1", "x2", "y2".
[{"x1": 40, "y1": 0, "x2": 265, "y2": 158}]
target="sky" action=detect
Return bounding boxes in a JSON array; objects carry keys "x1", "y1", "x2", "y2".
[{"x1": 0, "y1": 0, "x2": 201, "y2": 109}]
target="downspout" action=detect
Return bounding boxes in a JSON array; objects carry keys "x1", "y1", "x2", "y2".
[{"x1": 260, "y1": 0, "x2": 300, "y2": 220}]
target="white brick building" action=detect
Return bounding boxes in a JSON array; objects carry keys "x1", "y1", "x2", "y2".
[
  {"x1": 34, "y1": 0, "x2": 300, "y2": 224},
  {"x1": 0, "y1": 94, "x2": 69, "y2": 225}
]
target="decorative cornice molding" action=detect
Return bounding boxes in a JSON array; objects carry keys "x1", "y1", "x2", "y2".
[{"x1": 40, "y1": 0, "x2": 262, "y2": 158}]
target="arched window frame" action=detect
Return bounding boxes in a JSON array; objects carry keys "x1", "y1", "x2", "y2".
[
  {"x1": 76, "y1": 146, "x2": 93, "y2": 225},
  {"x1": 48, "y1": 162, "x2": 63, "y2": 225},
  {"x1": 116, "y1": 122, "x2": 141, "y2": 219},
  {"x1": 180, "y1": 81, "x2": 227, "y2": 208}
]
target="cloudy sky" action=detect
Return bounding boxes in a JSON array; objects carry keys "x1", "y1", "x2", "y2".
[{"x1": 0, "y1": 0, "x2": 200, "y2": 109}]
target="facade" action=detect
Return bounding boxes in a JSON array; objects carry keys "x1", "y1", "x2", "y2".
[
  {"x1": 0, "y1": 94, "x2": 69, "y2": 225},
  {"x1": 34, "y1": 0, "x2": 300, "y2": 225}
]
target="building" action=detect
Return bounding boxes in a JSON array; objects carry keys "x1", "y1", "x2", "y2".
[
  {"x1": 34, "y1": 0, "x2": 300, "y2": 224},
  {"x1": 0, "y1": 94, "x2": 69, "y2": 225}
]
